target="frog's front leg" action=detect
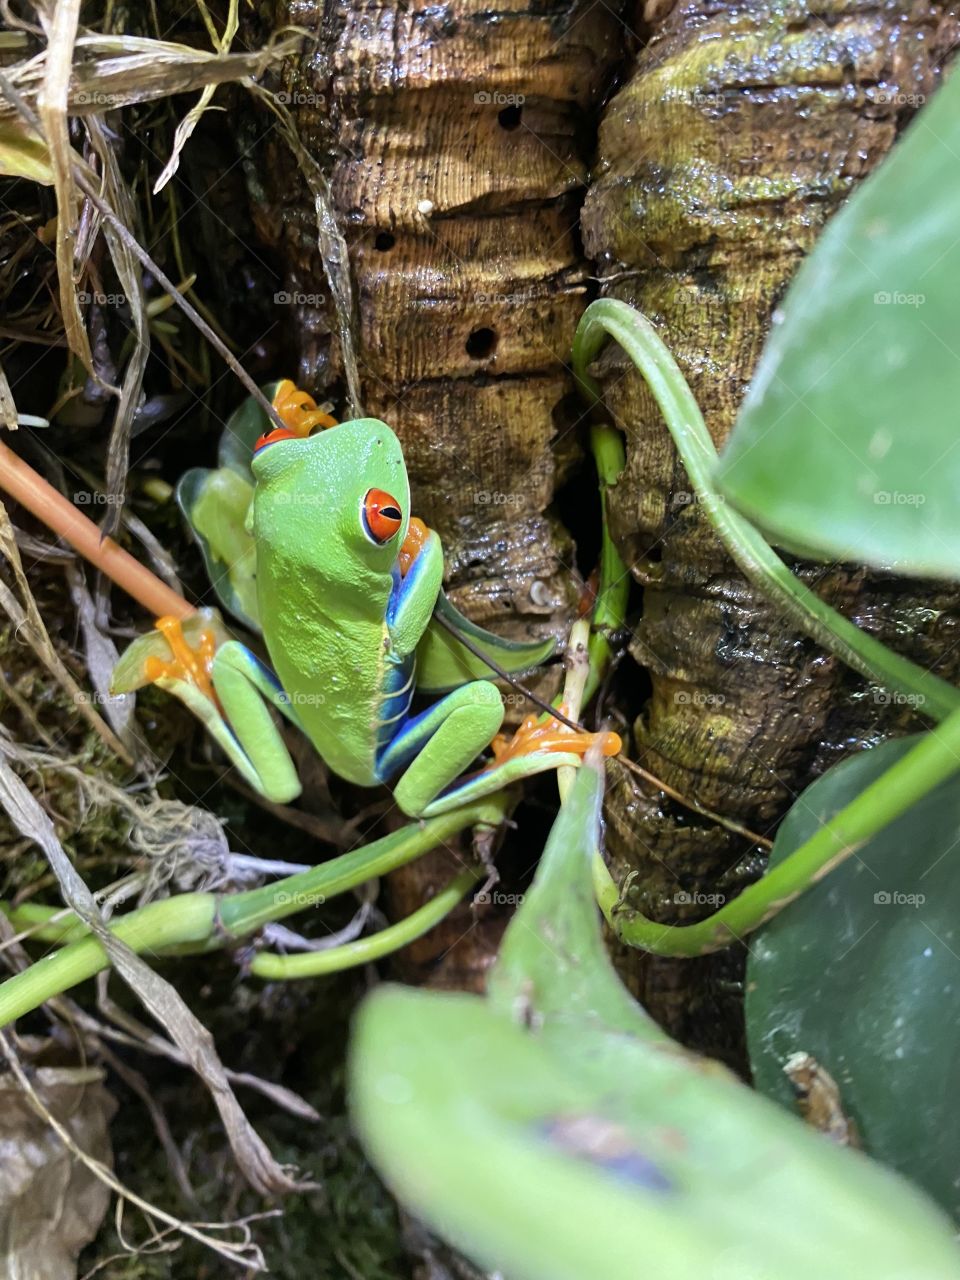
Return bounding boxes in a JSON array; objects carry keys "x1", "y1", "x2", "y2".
[
  {"x1": 379, "y1": 683, "x2": 619, "y2": 818},
  {"x1": 123, "y1": 616, "x2": 304, "y2": 804},
  {"x1": 378, "y1": 681, "x2": 506, "y2": 817},
  {"x1": 207, "y1": 641, "x2": 303, "y2": 802}
]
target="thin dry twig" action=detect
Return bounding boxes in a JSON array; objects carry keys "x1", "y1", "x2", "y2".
[
  {"x1": 86, "y1": 114, "x2": 150, "y2": 538},
  {"x1": 0, "y1": 500, "x2": 132, "y2": 760},
  {"x1": 153, "y1": 0, "x2": 240, "y2": 194},
  {"x1": 0, "y1": 31, "x2": 300, "y2": 125},
  {"x1": 0, "y1": 68, "x2": 288, "y2": 434},
  {"x1": 35, "y1": 0, "x2": 97, "y2": 377}
]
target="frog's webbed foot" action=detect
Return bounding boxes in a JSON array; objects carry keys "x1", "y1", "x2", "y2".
[
  {"x1": 112, "y1": 610, "x2": 302, "y2": 803},
  {"x1": 489, "y1": 702, "x2": 621, "y2": 767},
  {"x1": 110, "y1": 607, "x2": 230, "y2": 699},
  {"x1": 255, "y1": 379, "x2": 338, "y2": 450},
  {"x1": 144, "y1": 614, "x2": 218, "y2": 701},
  {"x1": 273, "y1": 379, "x2": 338, "y2": 434}
]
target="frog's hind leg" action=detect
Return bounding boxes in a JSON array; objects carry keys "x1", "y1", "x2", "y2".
[
  {"x1": 206, "y1": 641, "x2": 303, "y2": 803},
  {"x1": 379, "y1": 680, "x2": 505, "y2": 818}
]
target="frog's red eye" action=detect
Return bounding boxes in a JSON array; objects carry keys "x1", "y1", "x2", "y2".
[
  {"x1": 254, "y1": 426, "x2": 299, "y2": 452},
  {"x1": 362, "y1": 488, "x2": 403, "y2": 545}
]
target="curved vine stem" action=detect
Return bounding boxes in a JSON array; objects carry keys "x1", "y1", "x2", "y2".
[
  {"x1": 582, "y1": 423, "x2": 631, "y2": 709},
  {"x1": 596, "y1": 704, "x2": 960, "y2": 955},
  {"x1": 572, "y1": 298, "x2": 960, "y2": 723},
  {"x1": 0, "y1": 797, "x2": 507, "y2": 1026},
  {"x1": 249, "y1": 867, "x2": 481, "y2": 979},
  {"x1": 574, "y1": 297, "x2": 960, "y2": 955}
]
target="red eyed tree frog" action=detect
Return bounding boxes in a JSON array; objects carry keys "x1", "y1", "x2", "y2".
[{"x1": 112, "y1": 383, "x2": 619, "y2": 818}]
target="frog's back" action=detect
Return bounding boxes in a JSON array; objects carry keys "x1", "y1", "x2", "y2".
[{"x1": 250, "y1": 417, "x2": 410, "y2": 787}]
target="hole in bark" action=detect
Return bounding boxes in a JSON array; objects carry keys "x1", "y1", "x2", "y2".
[
  {"x1": 374, "y1": 232, "x2": 395, "y2": 252},
  {"x1": 466, "y1": 327, "x2": 497, "y2": 359},
  {"x1": 498, "y1": 105, "x2": 522, "y2": 131},
  {"x1": 551, "y1": 391, "x2": 582, "y2": 435}
]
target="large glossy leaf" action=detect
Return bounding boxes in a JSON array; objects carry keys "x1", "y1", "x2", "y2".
[
  {"x1": 747, "y1": 735, "x2": 960, "y2": 1220},
  {"x1": 350, "y1": 764, "x2": 960, "y2": 1280},
  {"x1": 716, "y1": 73, "x2": 960, "y2": 579}
]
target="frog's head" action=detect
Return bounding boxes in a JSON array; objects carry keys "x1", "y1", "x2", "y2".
[{"x1": 251, "y1": 417, "x2": 409, "y2": 573}]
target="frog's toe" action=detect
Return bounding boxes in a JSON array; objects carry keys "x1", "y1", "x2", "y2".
[
  {"x1": 111, "y1": 608, "x2": 227, "y2": 697},
  {"x1": 490, "y1": 702, "x2": 621, "y2": 767}
]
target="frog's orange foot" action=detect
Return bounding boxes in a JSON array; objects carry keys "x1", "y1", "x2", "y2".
[
  {"x1": 143, "y1": 615, "x2": 217, "y2": 701},
  {"x1": 489, "y1": 702, "x2": 621, "y2": 767},
  {"x1": 255, "y1": 380, "x2": 339, "y2": 450}
]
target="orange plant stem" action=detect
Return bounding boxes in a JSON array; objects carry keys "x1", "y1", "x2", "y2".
[{"x1": 0, "y1": 440, "x2": 194, "y2": 621}]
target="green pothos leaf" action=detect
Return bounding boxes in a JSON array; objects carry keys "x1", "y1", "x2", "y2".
[
  {"x1": 716, "y1": 73, "x2": 960, "y2": 579},
  {"x1": 350, "y1": 763, "x2": 960, "y2": 1280},
  {"x1": 747, "y1": 735, "x2": 960, "y2": 1222}
]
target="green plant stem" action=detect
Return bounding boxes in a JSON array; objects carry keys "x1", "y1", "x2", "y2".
[
  {"x1": 582, "y1": 423, "x2": 630, "y2": 708},
  {"x1": 218, "y1": 796, "x2": 505, "y2": 937},
  {"x1": 597, "y1": 703, "x2": 960, "y2": 956},
  {"x1": 557, "y1": 617, "x2": 593, "y2": 806},
  {"x1": 572, "y1": 298, "x2": 960, "y2": 723},
  {"x1": 0, "y1": 895, "x2": 219, "y2": 1028},
  {"x1": 250, "y1": 867, "x2": 481, "y2": 979},
  {"x1": 0, "y1": 797, "x2": 507, "y2": 1027},
  {"x1": 1, "y1": 902, "x2": 89, "y2": 945}
]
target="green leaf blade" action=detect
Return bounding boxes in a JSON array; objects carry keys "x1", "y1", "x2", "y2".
[
  {"x1": 717, "y1": 74, "x2": 960, "y2": 578},
  {"x1": 351, "y1": 764, "x2": 960, "y2": 1279},
  {"x1": 747, "y1": 735, "x2": 960, "y2": 1221}
]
